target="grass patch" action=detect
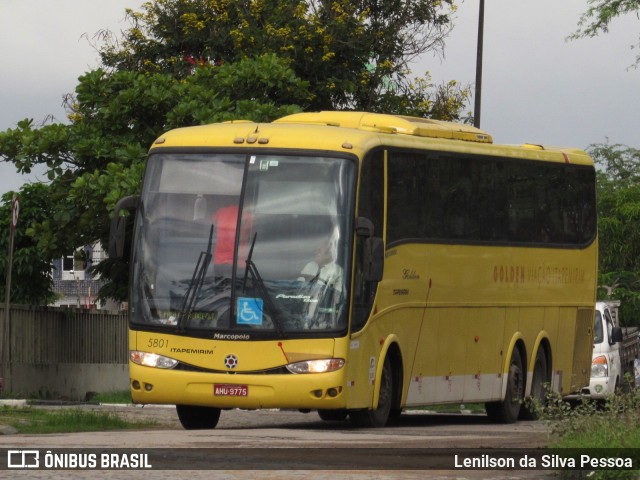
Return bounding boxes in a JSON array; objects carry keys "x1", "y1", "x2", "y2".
[
  {"x1": 539, "y1": 385, "x2": 640, "y2": 479},
  {"x1": 87, "y1": 390, "x2": 132, "y2": 404},
  {"x1": 543, "y1": 389, "x2": 640, "y2": 449},
  {"x1": 0, "y1": 406, "x2": 154, "y2": 434}
]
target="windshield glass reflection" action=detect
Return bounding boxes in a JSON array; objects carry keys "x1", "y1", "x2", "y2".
[{"x1": 131, "y1": 153, "x2": 355, "y2": 337}]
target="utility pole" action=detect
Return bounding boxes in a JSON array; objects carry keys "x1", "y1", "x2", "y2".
[{"x1": 474, "y1": 0, "x2": 485, "y2": 128}]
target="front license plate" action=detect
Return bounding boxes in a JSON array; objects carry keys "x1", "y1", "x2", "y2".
[{"x1": 214, "y1": 384, "x2": 248, "y2": 397}]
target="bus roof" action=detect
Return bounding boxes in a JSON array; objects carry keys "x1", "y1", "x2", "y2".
[
  {"x1": 274, "y1": 111, "x2": 493, "y2": 143},
  {"x1": 151, "y1": 111, "x2": 593, "y2": 166}
]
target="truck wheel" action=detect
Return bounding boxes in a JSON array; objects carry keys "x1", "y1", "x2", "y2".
[
  {"x1": 350, "y1": 356, "x2": 393, "y2": 427},
  {"x1": 176, "y1": 405, "x2": 221, "y2": 429},
  {"x1": 485, "y1": 347, "x2": 524, "y2": 423}
]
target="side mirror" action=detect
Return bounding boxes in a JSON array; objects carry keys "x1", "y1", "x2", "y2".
[
  {"x1": 356, "y1": 217, "x2": 374, "y2": 237},
  {"x1": 108, "y1": 195, "x2": 140, "y2": 258},
  {"x1": 355, "y1": 216, "x2": 384, "y2": 281},
  {"x1": 364, "y1": 237, "x2": 384, "y2": 282},
  {"x1": 611, "y1": 326, "x2": 623, "y2": 344}
]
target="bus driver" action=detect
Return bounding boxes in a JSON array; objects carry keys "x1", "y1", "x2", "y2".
[{"x1": 297, "y1": 228, "x2": 344, "y2": 329}]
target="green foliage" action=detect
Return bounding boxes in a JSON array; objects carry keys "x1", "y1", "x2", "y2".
[
  {"x1": 0, "y1": 185, "x2": 57, "y2": 305},
  {"x1": 570, "y1": 0, "x2": 640, "y2": 67},
  {"x1": 541, "y1": 388, "x2": 640, "y2": 479},
  {"x1": 0, "y1": 1, "x2": 471, "y2": 303},
  {"x1": 99, "y1": 0, "x2": 468, "y2": 117},
  {"x1": 372, "y1": 75, "x2": 471, "y2": 121},
  {"x1": 544, "y1": 389, "x2": 640, "y2": 448},
  {"x1": 0, "y1": 55, "x2": 308, "y2": 302},
  {"x1": 598, "y1": 272, "x2": 640, "y2": 326},
  {"x1": 592, "y1": 142, "x2": 640, "y2": 325}
]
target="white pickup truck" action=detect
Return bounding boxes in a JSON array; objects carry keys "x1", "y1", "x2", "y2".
[
  {"x1": 566, "y1": 301, "x2": 623, "y2": 400},
  {"x1": 584, "y1": 301, "x2": 624, "y2": 398}
]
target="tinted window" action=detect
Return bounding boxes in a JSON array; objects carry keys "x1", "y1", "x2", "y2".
[
  {"x1": 593, "y1": 311, "x2": 604, "y2": 344},
  {"x1": 387, "y1": 150, "x2": 596, "y2": 247},
  {"x1": 352, "y1": 150, "x2": 384, "y2": 332}
]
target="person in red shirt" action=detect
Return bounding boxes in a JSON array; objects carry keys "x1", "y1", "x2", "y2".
[
  {"x1": 212, "y1": 204, "x2": 239, "y2": 265},
  {"x1": 211, "y1": 204, "x2": 252, "y2": 267}
]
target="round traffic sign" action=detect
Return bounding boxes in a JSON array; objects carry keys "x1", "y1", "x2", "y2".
[{"x1": 11, "y1": 196, "x2": 19, "y2": 229}]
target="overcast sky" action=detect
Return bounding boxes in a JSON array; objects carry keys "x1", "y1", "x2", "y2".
[{"x1": 1, "y1": 0, "x2": 638, "y2": 197}]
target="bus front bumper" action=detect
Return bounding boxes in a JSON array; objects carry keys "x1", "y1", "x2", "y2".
[{"x1": 129, "y1": 363, "x2": 347, "y2": 410}]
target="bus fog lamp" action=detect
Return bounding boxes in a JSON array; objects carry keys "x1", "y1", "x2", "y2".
[
  {"x1": 286, "y1": 358, "x2": 345, "y2": 374},
  {"x1": 130, "y1": 350, "x2": 179, "y2": 369}
]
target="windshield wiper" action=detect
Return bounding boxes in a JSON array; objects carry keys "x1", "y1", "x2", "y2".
[
  {"x1": 177, "y1": 224, "x2": 215, "y2": 330},
  {"x1": 242, "y1": 233, "x2": 285, "y2": 337}
]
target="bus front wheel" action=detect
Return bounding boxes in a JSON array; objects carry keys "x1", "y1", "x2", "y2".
[
  {"x1": 318, "y1": 409, "x2": 348, "y2": 421},
  {"x1": 350, "y1": 356, "x2": 393, "y2": 428},
  {"x1": 485, "y1": 347, "x2": 524, "y2": 423},
  {"x1": 176, "y1": 404, "x2": 221, "y2": 430}
]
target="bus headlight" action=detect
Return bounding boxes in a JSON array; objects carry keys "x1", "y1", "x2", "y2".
[
  {"x1": 286, "y1": 358, "x2": 345, "y2": 374},
  {"x1": 130, "y1": 350, "x2": 179, "y2": 369},
  {"x1": 591, "y1": 355, "x2": 608, "y2": 378}
]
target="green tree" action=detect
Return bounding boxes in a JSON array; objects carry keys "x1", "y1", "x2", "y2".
[
  {"x1": 0, "y1": 54, "x2": 309, "y2": 302},
  {"x1": 0, "y1": 184, "x2": 57, "y2": 305},
  {"x1": 591, "y1": 141, "x2": 640, "y2": 325},
  {"x1": 570, "y1": 0, "x2": 640, "y2": 67},
  {"x1": 98, "y1": 0, "x2": 467, "y2": 117},
  {"x1": 0, "y1": 1, "x2": 471, "y2": 303}
]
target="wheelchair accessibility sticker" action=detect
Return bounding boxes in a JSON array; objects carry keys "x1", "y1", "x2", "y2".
[{"x1": 237, "y1": 297, "x2": 264, "y2": 325}]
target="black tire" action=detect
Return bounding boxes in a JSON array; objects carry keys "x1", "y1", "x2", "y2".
[
  {"x1": 520, "y1": 347, "x2": 548, "y2": 420},
  {"x1": 389, "y1": 407, "x2": 403, "y2": 419},
  {"x1": 350, "y1": 356, "x2": 393, "y2": 427},
  {"x1": 176, "y1": 404, "x2": 221, "y2": 430},
  {"x1": 614, "y1": 376, "x2": 621, "y2": 395},
  {"x1": 485, "y1": 347, "x2": 524, "y2": 423},
  {"x1": 318, "y1": 409, "x2": 348, "y2": 421}
]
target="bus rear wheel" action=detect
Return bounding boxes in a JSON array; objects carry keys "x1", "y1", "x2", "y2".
[
  {"x1": 176, "y1": 404, "x2": 221, "y2": 430},
  {"x1": 350, "y1": 356, "x2": 393, "y2": 428},
  {"x1": 485, "y1": 347, "x2": 524, "y2": 423},
  {"x1": 520, "y1": 347, "x2": 548, "y2": 420}
]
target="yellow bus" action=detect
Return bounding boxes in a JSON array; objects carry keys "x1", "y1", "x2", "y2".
[{"x1": 110, "y1": 111, "x2": 597, "y2": 429}]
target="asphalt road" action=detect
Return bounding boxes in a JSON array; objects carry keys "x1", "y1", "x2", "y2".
[{"x1": 0, "y1": 404, "x2": 558, "y2": 479}]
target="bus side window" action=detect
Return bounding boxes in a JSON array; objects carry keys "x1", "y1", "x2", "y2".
[{"x1": 352, "y1": 151, "x2": 384, "y2": 332}]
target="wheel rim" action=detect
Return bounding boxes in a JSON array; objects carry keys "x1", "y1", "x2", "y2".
[
  {"x1": 508, "y1": 354, "x2": 524, "y2": 407},
  {"x1": 379, "y1": 364, "x2": 393, "y2": 410},
  {"x1": 531, "y1": 353, "x2": 547, "y2": 401},
  {"x1": 371, "y1": 358, "x2": 393, "y2": 425}
]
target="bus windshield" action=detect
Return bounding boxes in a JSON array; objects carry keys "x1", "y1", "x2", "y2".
[{"x1": 131, "y1": 152, "x2": 356, "y2": 338}]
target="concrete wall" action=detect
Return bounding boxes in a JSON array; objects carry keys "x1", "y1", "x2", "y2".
[
  {"x1": 1, "y1": 305, "x2": 129, "y2": 400},
  {"x1": 9, "y1": 364, "x2": 129, "y2": 401}
]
